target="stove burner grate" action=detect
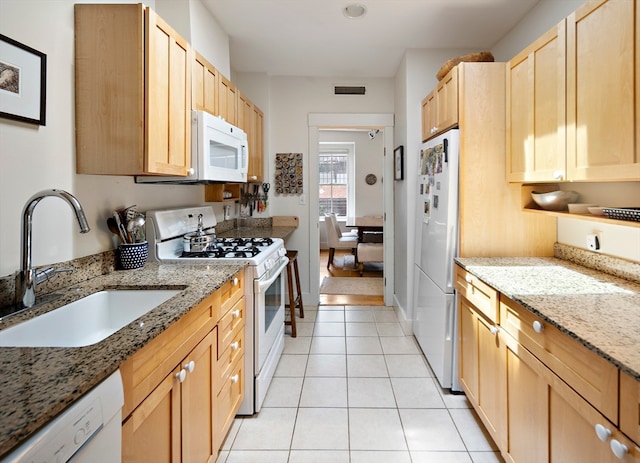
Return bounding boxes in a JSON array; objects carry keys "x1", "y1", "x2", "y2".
[
  {"x1": 180, "y1": 246, "x2": 262, "y2": 259},
  {"x1": 215, "y1": 237, "x2": 274, "y2": 247}
]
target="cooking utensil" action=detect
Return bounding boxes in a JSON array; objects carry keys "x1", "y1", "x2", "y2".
[
  {"x1": 127, "y1": 215, "x2": 146, "y2": 243},
  {"x1": 182, "y1": 213, "x2": 216, "y2": 252},
  {"x1": 113, "y1": 211, "x2": 129, "y2": 243},
  {"x1": 107, "y1": 217, "x2": 120, "y2": 236},
  {"x1": 123, "y1": 205, "x2": 138, "y2": 222}
]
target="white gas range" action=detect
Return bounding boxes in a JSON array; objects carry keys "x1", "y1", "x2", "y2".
[{"x1": 146, "y1": 205, "x2": 288, "y2": 415}]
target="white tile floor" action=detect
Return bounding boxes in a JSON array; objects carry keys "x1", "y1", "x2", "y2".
[{"x1": 216, "y1": 305, "x2": 504, "y2": 463}]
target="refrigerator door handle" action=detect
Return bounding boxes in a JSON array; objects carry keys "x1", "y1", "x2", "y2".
[
  {"x1": 445, "y1": 296, "x2": 455, "y2": 341},
  {"x1": 444, "y1": 138, "x2": 448, "y2": 163}
]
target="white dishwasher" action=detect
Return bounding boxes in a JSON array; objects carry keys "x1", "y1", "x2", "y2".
[{"x1": 2, "y1": 370, "x2": 124, "y2": 463}]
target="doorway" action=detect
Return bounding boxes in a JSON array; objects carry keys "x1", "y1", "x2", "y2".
[{"x1": 307, "y1": 113, "x2": 395, "y2": 307}]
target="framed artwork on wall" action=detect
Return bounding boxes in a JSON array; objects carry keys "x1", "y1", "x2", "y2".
[
  {"x1": 394, "y1": 145, "x2": 404, "y2": 180},
  {"x1": 0, "y1": 34, "x2": 47, "y2": 125}
]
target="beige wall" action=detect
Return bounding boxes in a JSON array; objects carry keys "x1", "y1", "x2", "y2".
[{"x1": 0, "y1": 0, "x2": 229, "y2": 277}]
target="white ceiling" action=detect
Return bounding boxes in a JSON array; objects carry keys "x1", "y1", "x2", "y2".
[{"x1": 201, "y1": 0, "x2": 541, "y2": 78}]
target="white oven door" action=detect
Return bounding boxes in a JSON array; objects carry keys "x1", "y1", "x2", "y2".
[{"x1": 254, "y1": 256, "x2": 288, "y2": 371}]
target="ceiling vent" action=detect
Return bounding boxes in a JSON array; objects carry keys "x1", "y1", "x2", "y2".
[{"x1": 334, "y1": 85, "x2": 366, "y2": 95}]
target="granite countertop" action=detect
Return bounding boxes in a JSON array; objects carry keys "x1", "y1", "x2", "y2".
[
  {"x1": 455, "y1": 256, "x2": 640, "y2": 381},
  {"x1": 0, "y1": 261, "x2": 246, "y2": 457}
]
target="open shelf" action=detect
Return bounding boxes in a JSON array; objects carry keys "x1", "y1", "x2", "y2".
[
  {"x1": 520, "y1": 183, "x2": 640, "y2": 228},
  {"x1": 204, "y1": 184, "x2": 241, "y2": 202}
]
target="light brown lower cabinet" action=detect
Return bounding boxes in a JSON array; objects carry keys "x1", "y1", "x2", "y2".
[
  {"x1": 458, "y1": 295, "x2": 506, "y2": 449},
  {"x1": 120, "y1": 271, "x2": 245, "y2": 463},
  {"x1": 455, "y1": 264, "x2": 640, "y2": 462},
  {"x1": 503, "y1": 330, "x2": 639, "y2": 463},
  {"x1": 122, "y1": 329, "x2": 216, "y2": 463}
]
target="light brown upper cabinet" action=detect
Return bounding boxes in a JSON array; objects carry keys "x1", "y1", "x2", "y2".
[
  {"x1": 507, "y1": 0, "x2": 640, "y2": 183},
  {"x1": 421, "y1": 66, "x2": 458, "y2": 141},
  {"x1": 75, "y1": 4, "x2": 191, "y2": 176},
  {"x1": 218, "y1": 74, "x2": 238, "y2": 126},
  {"x1": 507, "y1": 21, "x2": 566, "y2": 182},
  {"x1": 252, "y1": 106, "x2": 264, "y2": 183},
  {"x1": 238, "y1": 91, "x2": 264, "y2": 183},
  {"x1": 192, "y1": 51, "x2": 219, "y2": 115},
  {"x1": 566, "y1": 0, "x2": 640, "y2": 181}
]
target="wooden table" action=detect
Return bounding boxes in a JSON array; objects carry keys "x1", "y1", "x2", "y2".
[{"x1": 346, "y1": 216, "x2": 383, "y2": 242}]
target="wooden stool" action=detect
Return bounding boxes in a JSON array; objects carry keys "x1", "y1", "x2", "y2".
[{"x1": 284, "y1": 250, "x2": 304, "y2": 337}]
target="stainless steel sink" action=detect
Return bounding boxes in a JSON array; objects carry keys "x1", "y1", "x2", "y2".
[{"x1": 0, "y1": 289, "x2": 181, "y2": 347}]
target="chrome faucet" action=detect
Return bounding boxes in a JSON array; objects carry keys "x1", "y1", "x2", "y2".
[{"x1": 16, "y1": 189, "x2": 90, "y2": 309}]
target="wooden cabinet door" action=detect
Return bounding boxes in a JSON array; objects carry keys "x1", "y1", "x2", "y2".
[
  {"x1": 507, "y1": 21, "x2": 566, "y2": 182},
  {"x1": 214, "y1": 356, "x2": 244, "y2": 450},
  {"x1": 566, "y1": 0, "x2": 640, "y2": 181},
  {"x1": 421, "y1": 91, "x2": 437, "y2": 141},
  {"x1": 249, "y1": 105, "x2": 264, "y2": 183},
  {"x1": 181, "y1": 330, "x2": 216, "y2": 463},
  {"x1": 549, "y1": 376, "x2": 639, "y2": 463},
  {"x1": 122, "y1": 366, "x2": 181, "y2": 463},
  {"x1": 504, "y1": 334, "x2": 550, "y2": 463},
  {"x1": 458, "y1": 297, "x2": 479, "y2": 404},
  {"x1": 458, "y1": 296, "x2": 505, "y2": 449},
  {"x1": 421, "y1": 67, "x2": 458, "y2": 141},
  {"x1": 218, "y1": 74, "x2": 238, "y2": 126},
  {"x1": 193, "y1": 52, "x2": 218, "y2": 115},
  {"x1": 145, "y1": 7, "x2": 191, "y2": 176},
  {"x1": 620, "y1": 371, "x2": 640, "y2": 445},
  {"x1": 504, "y1": 332, "x2": 638, "y2": 463},
  {"x1": 435, "y1": 66, "x2": 458, "y2": 134}
]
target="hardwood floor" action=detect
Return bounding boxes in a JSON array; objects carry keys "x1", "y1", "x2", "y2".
[{"x1": 319, "y1": 249, "x2": 384, "y2": 306}]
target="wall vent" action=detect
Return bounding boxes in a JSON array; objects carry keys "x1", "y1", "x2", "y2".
[{"x1": 334, "y1": 86, "x2": 366, "y2": 95}]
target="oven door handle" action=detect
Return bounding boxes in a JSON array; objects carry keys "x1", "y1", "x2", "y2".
[{"x1": 255, "y1": 256, "x2": 289, "y2": 293}]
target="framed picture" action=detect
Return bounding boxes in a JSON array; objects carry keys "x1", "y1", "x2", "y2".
[
  {"x1": 394, "y1": 145, "x2": 404, "y2": 180},
  {"x1": 0, "y1": 34, "x2": 47, "y2": 125}
]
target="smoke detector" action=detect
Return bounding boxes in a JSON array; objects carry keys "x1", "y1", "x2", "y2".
[{"x1": 343, "y1": 4, "x2": 366, "y2": 19}]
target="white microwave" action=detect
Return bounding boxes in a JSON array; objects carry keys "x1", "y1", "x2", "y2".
[{"x1": 137, "y1": 110, "x2": 248, "y2": 184}]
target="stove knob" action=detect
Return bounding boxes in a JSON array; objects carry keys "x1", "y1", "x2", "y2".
[
  {"x1": 265, "y1": 258, "x2": 273, "y2": 270},
  {"x1": 279, "y1": 248, "x2": 286, "y2": 257}
]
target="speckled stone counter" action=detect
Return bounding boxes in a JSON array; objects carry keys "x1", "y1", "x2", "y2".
[
  {"x1": 454, "y1": 256, "x2": 640, "y2": 381},
  {"x1": 0, "y1": 261, "x2": 246, "y2": 457}
]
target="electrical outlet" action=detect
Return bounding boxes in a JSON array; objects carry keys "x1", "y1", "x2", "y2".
[{"x1": 586, "y1": 233, "x2": 601, "y2": 251}]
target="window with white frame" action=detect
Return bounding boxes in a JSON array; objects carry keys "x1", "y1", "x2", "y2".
[{"x1": 318, "y1": 143, "x2": 355, "y2": 219}]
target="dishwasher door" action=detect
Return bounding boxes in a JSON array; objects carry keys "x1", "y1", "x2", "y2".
[{"x1": 2, "y1": 370, "x2": 124, "y2": 463}]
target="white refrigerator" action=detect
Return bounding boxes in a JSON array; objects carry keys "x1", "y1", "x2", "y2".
[{"x1": 413, "y1": 129, "x2": 461, "y2": 391}]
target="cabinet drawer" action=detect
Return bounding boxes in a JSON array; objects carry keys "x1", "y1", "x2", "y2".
[
  {"x1": 500, "y1": 295, "x2": 619, "y2": 423},
  {"x1": 216, "y1": 329, "x2": 244, "y2": 392},
  {"x1": 218, "y1": 297, "x2": 245, "y2": 357},
  {"x1": 214, "y1": 356, "x2": 244, "y2": 450},
  {"x1": 218, "y1": 270, "x2": 244, "y2": 318},
  {"x1": 620, "y1": 371, "x2": 640, "y2": 445},
  {"x1": 454, "y1": 265, "x2": 499, "y2": 323}
]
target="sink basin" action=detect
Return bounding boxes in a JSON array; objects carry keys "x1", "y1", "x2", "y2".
[{"x1": 0, "y1": 289, "x2": 181, "y2": 347}]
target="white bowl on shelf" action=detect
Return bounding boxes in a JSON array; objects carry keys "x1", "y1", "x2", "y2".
[{"x1": 567, "y1": 203, "x2": 598, "y2": 214}]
